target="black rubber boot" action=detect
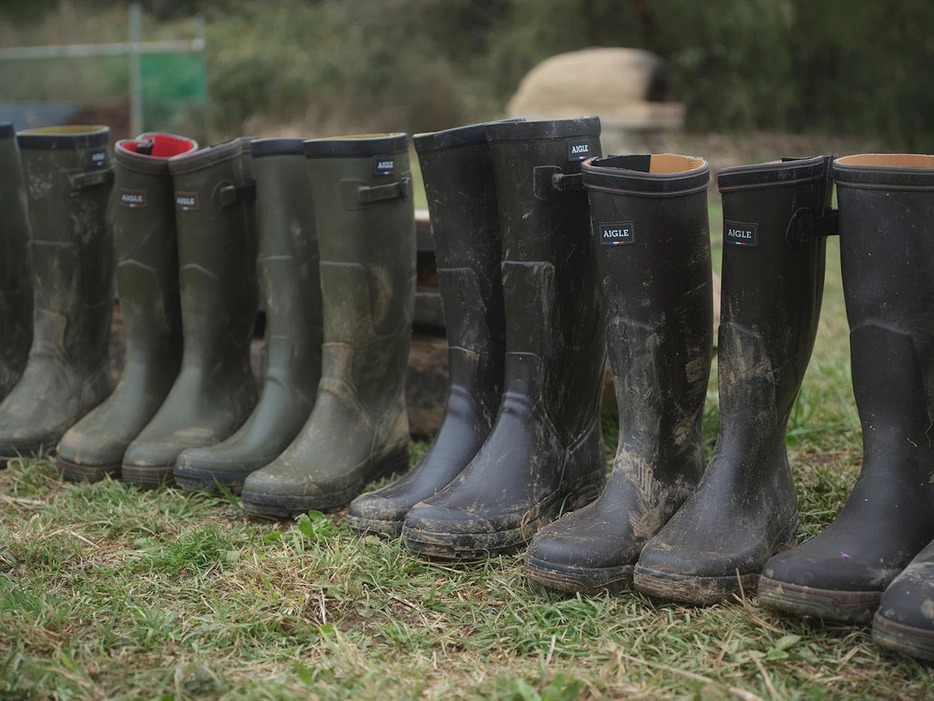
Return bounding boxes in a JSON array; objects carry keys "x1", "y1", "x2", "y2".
[
  {"x1": 759, "y1": 154, "x2": 934, "y2": 623},
  {"x1": 524, "y1": 153, "x2": 713, "y2": 593},
  {"x1": 0, "y1": 126, "x2": 115, "y2": 466},
  {"x1": 121, "y1": 138, "x2": 259, "y2": 487},
  {"x1": 873, "y1": 537, "x2": 934, "y2": 660},
  {"x1": 633, "y1": 156, "x2": 833, "y2": 605},
  {"x1": 241, "y1": 134, "x2": 415, "y2": 518},
  {"x1": 345, "y1": 122, "x2": 508, "y2": 537},
  {"x1": 0, "y1": 123, "x2": 33, "y2": 406},
  {"x1": 402, "y1": 117, "x2": 606, "y2": 560},
  {"x1": 57, "y1": 132, "x2": 197, "y2": 482},
  {"x1": 174, "y1": 138, "x2": 322, "y2": 492}
]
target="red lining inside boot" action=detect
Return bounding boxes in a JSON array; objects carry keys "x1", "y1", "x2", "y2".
[{"x1": 123, "y1": 133, "x2": 196, "y2": 158}]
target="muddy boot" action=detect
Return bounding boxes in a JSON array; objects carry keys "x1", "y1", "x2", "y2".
[
  {"x1": 631, "y1": 157, "x2": 834, "y2": 605},
  {"x1": 345, "y1": 122, "x2": 508, "y2": 537},
  {"x1": 240, "y1": 133, "x2": 415, "y2": 517},
  {"x1": 759, "y1": 154, "x2": 934, "y2": 623},
  {"x1": 524, "y1": 154, "x2": 713, "y2": 592},
  {"x1": 872, "y1": 538, "x2": 934, "y2": 660},
  {"x1": 174, "y1": 138, "x2": 322, "y2": 492},
  {"x1": 121, "y1": 138, "x2": 259, "y2": 487},
  {"x1": 0, "y1": 124, "x2": 33, "y2": 403},
  {"x1": 56, "y1": 132, "x2": 197, "y2": 482},
  {"x1": 402, "y1": 117, "x2": 606, "y2": 559},
  {"x1": 0, "y1": 126, "x2": 115, "y2": 466}
]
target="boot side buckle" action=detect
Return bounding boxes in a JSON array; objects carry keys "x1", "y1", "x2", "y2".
[
  {"x1": 69, "y1": 166, "x2": 115, "y2": 190},
  {"x1": 219, "y1": 180, "x2": 257, "y2": 207},
  {"x1": 533, "y1": 166, "x2": 584, "y2": 200},
  {"x1": 341, "y1": 175, "x2": 412, "y2": 210},
  {"x1": 786, "y1": 206, "x2": 839, "y2": 247}
]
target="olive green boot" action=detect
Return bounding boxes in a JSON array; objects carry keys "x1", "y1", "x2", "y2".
[
  {"x1": 0, "y1": 123, "x2": 33, "y2": 404},
  {"x1": 121, "y1": 138, "x2": 259, "y2": 487},
  {"x1": 175, "y1": 138, "x2": 322, "y2": 492},
  {"x1": 0, "y1": 126, "x2": 115, "y2": 466},
  {"x1": 57, "y1": 132, "x2": 198, "y2": 482},
  {"x1": 241, "y1": 133, "x2": 415, "y2": 518}
]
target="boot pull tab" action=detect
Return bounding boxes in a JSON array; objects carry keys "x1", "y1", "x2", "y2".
[
  {"x1": 785, "y1": 206, "x2": 839, "y2": 247},
  {"x1": 340, "y1": 175, "x2": 412, "y2": 210},
  {"x1": 69, "y1": 166, "x2": 115, "y2": 191},
  {"x1": 533, "y1": 166, "x2": 584, "y2": 200},
  {"x1": 135, "y1": 138, "x2": 155, "y2": 156},
  {"x1": 219, "y1": 179, "x2": 257, "y2": 207}
]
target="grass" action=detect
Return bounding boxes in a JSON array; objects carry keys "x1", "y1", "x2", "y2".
[{"x1": 3, "y1": 228, "x2": 934, "y2": 700}]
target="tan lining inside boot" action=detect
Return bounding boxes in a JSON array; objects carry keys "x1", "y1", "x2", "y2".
[
  {"x1": 649, "y1": 153, "x2": 706, "y2": 173},
  {"x1": 837, "y1": 154, "x2": 934, "y2": 168}
]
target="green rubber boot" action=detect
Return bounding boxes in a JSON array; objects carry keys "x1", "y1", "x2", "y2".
[
  {"x1": 0, "y1": 125, "x2": 115, "y2": 466},
  {"x1": 241, "y1": 133, "x2": 415, "y2": 518},
  {"x1": 121, "y1": 138, "x2": 259, "y2": 487},
  {"x1": 175, "y1": 138, "x2": 322, "y2": 492},
  {"x1": 56, "y1": 132, "x2": 198, "y2": 482},
  {"x1": 0, "y1": 124, "x2": 33, "y2": 404}
]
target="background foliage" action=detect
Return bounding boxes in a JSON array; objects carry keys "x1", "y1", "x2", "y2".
[{"x1": 0, "y1": 0, "x2": 931, "y2": 148}]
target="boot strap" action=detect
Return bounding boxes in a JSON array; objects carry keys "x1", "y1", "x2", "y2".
[
  {"x1": 533, "y1": 166, "x2": 584, "y2": 200},
  {"x1": 786, "y1": 206, "x2": 839, "y2": 246},
  {"x1": 340, "y1": 176, "x2": 412, "y2": 210},
  {"x1": 219, "y1": 180, "x2": 257, "y2": 207},
  {"x1": 69, "y1": 166, "x2": 115, "y2": 190}
]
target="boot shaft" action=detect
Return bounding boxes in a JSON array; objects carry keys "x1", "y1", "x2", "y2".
[
  {"x1": 834, "y1": 154, "x2": 934, "y2": 447},
  {"x1": 249, "y1": 138, "x2": 322, "y2": 392},
  {"x1": 16, "y1": 125, "x2": 115, "y2": 368},
  {"x1": 716, "y1": 156, "x2": 832, "y2": 426},
  {"x1": 582, "y1": 153, "x2": 712, "y2": 465},
  {"x1": 485, "y1": 117, "x2": 605, "y2": 439},
  {"x1": 114, "y1": 133, "x2": 197, "y2": 370},
  {"x1": 168, "y1": 138, "x2": 258, "y2": 373},
  {"x1": 303, "y1": 133, "x2": 415, "y2": 408},
  {"x1": 414, "y1": 121, "x2": 507, "y2": 416}
]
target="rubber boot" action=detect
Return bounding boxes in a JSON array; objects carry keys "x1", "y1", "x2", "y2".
[
  {"x1": 121, "y1": 138, "x2": 259, "y2": 487},
  {"x1": 872, "y1": 538, "x2": 934, "y2": 660},
  {"x1": 0, "y1": 124, "x2": 32, "y2": 403},
  {"x1": 174, "y1": 138, "x2": 322, "y2": 492},
  {"x1": 240, "y1": 133, "x2": 415, "y2": 517},
  {"x1": 56, "y1": 132, "x2": 197, "y2": 482},
  {"x1": 524, "y1": 153, "x2": 713, "y2": 593},
  {"x1": 345, "y1": 122, "x2": 508, "y2": 537},
  {"x1": 759, "y1": 154, "x2": 934, "y2": 623},
  {"x1": 402, "y1": 117, "x2": 607, "y2": 560},
  {"x1": 0, "y1": 125, "x2": 114, "y2": 465},
  {"x1": 631, "y1": 156, "x2": 833, "y2": 605}
]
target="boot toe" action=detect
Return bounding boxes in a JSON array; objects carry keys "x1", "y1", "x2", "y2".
[{"x1": 404, "y1": 502, "x2": 496, "y2": 536}]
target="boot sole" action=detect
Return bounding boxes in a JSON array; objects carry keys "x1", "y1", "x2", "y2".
[
  {"x1": 121, "y1": 464, "x2": 175, "y2": 489},
  {"x1": 632, "y1": 565, "x2": 761, "y2": 605},
  {"x1": 57, "y1": 457, "x2": 121, "y2": 483},
  {"x1": 525, "y1": 554, "x2": 634, "y2": 594},
  {"x1": 401, "y1": 483, "x2": 602, "y2": 561},
  {"x1": 757, "y1": 576, "x2": 880, "y2": 623},
  {"x1": 240, "y1": 449, "x2": 410, "y2": 520},
  {"x1": 872, "y1": 612, "x2": 934, "y2": 661},
  {"x1": 173, "y1": 466, "x2": 250, "y2": 495},
  {"x1": 343, "y1": 514, "x2": 404, "y2": 538}
]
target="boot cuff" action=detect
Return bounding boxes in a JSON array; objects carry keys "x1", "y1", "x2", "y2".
[
  {"x1": 251, "y1": 138, "x2": 305, "y2": 158},
  {"x1": 168, "y1": 137, "x2": 246, "y2": 175},
  {"x1": 17, "y1": 125, "x2": 109, "y2": 150},
  {"x1": 583, "y1": 153, "x2": 708, "y2": 197},
  {"x1": 834, "y1": 154, "x2": 934, "y2": 191},
  {"x1": 485, "y1": 116, "x2": 600, "y2": 143},
  {"x1": 718, "y1": 156, "x2": 829, "y2": 193},
  {"x1": 0, "y1": 123, "x2": 13, "y2": 139},
  {"x1": 303, "y1": 133, "x2": 408, "y2": 158},
  {"x1": 116, "y1": 133, "x2": 198, "y2": 174},
  {"x1": 414, "y1": 119, "x2": 522, "y2": 153}
]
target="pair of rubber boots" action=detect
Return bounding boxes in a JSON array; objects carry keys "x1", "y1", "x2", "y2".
[
  {"x1": 346, "y1": 117, "x2": 608, "y2": 559},
  {"x1": 755, "y1": 154, "x2": 934, "y2": 663},
  {"x1": 521, "y1": 154, "x2": 834, "y2": 603},
  {"x1": 0, "y1": 125, "x2": 115, "y2": 467}
]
